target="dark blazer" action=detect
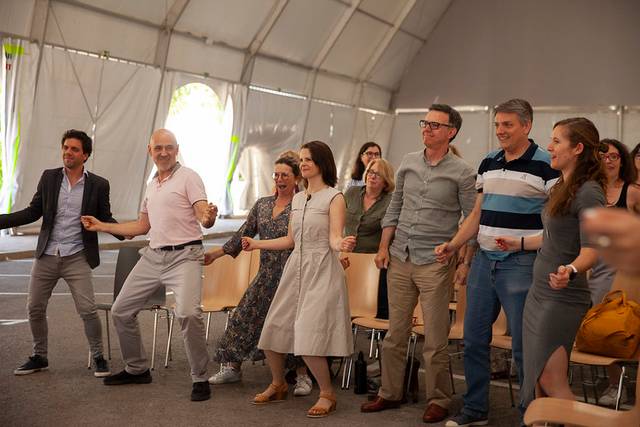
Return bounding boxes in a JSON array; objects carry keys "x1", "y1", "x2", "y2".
[{"x1": 0, "y1": 168, "x2": 123, "y2": 269}]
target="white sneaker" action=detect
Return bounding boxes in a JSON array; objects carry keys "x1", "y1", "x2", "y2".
[
  {"x1": 208, "y1": 365, "x2": 241, "y2": 385},
  {"x1": 293, "y1": 374, "x2": 312, "y2": 396},
  {"x1": 598, "y1": 385, "x2": 626, "y2": 407}
]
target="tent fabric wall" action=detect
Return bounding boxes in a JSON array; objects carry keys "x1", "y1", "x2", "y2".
[
  {"x1": 14, "y1": 46, "x2": 161, "y2": 219},
  {"x1": 150, "y1": 70, "x2": 241, "y2": 215},
  {"x1": 0, "y1": 39, "x2": 38, "y2": 215}
]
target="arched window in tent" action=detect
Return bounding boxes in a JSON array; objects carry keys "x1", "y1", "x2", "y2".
[{"x1": 159, "y1": 83, "x2": 233, "y2": 207}]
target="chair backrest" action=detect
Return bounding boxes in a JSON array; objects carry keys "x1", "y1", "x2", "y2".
[
  {"x1": 343, "y1": 252, "x2": 380, "y2": 319},
  {"x1": 113, "y1": 246, "x2": 142, "y2": 302},
  {"x1": 492, "y1": 307, "x2": 508, "y2": 336},
  {"x1": 611, "y1": 272, "x2": 640, "y2": 303},
  {"x1": 249, "y1": 249, "x2": 261, "y2": 284},
  {"x1": 202, "y1": 246, "x2": 252, "y2": 312}
]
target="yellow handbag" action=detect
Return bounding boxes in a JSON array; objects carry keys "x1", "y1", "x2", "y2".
[{"x1": 575, "y1": 290, "x2": 640, "y2": 358}]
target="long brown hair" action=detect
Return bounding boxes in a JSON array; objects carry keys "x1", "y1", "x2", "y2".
[{"x1": 546, "y1": 117, "x2": 606, "y2": 216}]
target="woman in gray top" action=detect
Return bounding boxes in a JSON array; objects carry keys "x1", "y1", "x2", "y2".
[{"x1": 496, "y1": 117, "x2": 606, "y2": 409}]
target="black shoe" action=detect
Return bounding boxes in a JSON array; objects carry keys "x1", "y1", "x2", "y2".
[
  {"x1": 191, "y1": 381, "x2": 211, "y2": 401},
  {"x1": 93, "y1": 356, "x2": 111, "y2": 378},
  {"x1": 103, "y1": 369, "x2": 152, "y2": 385},
  {"x1": 14, "y1": 355, "x2": 49, "y2": 375}
]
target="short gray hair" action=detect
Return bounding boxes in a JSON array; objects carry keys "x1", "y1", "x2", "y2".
[{"x1": 494, "y1": 99, "x2": 533, "y2": 125}]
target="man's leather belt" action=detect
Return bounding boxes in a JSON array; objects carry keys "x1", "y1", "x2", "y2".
[{"x1": 158, "y1": 240, "x2": 202, "y2": 251}]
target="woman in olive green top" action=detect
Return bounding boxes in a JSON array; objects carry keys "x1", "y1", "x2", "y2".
[{"x1": 344, "y1": 158, "x2": 395, "y2": 318}]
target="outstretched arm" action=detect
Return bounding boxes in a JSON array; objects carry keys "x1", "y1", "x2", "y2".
[{"x1": 82, "y1": 212, "x2": 151, "y2": 237}]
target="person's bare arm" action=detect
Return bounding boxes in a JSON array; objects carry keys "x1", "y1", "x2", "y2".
[
  {"x1": 81, "y1": 212, "x2": 151, "y2": 236},
  {"x1": 328, "y1": 194, "x2": 356, "y2": 253},
  {"x1": 435, "y1": 194, "x2": 483, "y2": 263}
]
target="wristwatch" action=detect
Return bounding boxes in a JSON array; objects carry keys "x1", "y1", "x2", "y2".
[{"x1": 566, "y1": 264, "x2": 578, "y2": 280}]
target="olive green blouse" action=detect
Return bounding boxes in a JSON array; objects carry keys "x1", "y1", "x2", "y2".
[{"x1": 344, "y1": 185, "x2": 392, "y2": 253}]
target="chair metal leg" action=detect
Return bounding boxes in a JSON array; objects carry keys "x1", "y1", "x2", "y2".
[
  {"x1": 368, "y1": 328, "x2": 376, "y2": 358},
  {"x1": 165, "y1": 312, "x2": 174, "y2": 368},
  {"x1": 105, "y1": 310, "x2": 111, "y2": 360},
  {"x1": 87, "y1": 350, "x2": 92, "y2": 369},
  {"x1": 205, "y1": 312, "x2": 212, "y2": 342},
  {"x1": 506, "y1": 352, "x2": 515, "y2": 407},
  {"x1": 590, "y1": 366, "x2": 599, "y2": 403},
  {"x1": 579, "y1": 364, "x2": 589, "y2": 403},
  {"x1": 345, "y1": 325, "x2": 359, "y2": 390},
  {"x1": 151, "y1": 309, "x2": 159, "y2": 371},
  {"x1": 375, "y1": 331, "x2": 381, "y2": 359},
  {"x1": 615, "y1": 365, "x2": 626, "y2": 410},
  {"x1": 448, "y1": 354, "x2": 456, "y2": 394},
  {"x1": 406, "y1": 334, "x2": 417, "y2": 396},
  {"x1": 224, "y1": 310, "x2": 231, "y2": 331}
]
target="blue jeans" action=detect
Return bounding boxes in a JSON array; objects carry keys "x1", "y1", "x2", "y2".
[{"x1": 461, "y1": 250, "x2": 535, "y2": 418}]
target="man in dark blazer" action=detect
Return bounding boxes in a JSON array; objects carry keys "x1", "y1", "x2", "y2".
[{"x1": 0, "y1": 129, "x2": 121, "y2": 377}]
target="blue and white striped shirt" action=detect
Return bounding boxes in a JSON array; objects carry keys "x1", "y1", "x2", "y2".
[{"x1": 476, "y1": 141, "x2": 559, "y2": 260}]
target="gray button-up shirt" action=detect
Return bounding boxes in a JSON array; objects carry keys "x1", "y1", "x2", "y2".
[
  {"x1": 382, "y1": 149, "x2": 476, "y2": 265},
  {"x1": 44, "y1": 169, "x2": 87, "y2": 257}
]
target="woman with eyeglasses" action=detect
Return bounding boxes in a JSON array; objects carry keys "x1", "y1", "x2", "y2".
[
  {"x1": 346, "y1": 142, "x2": 382, "y2": 190},
  {"x1": 585, "y1": 138, "x2": 640, "y2": 406},
  {"x1": 242, "y1": 140, "x2": 356, "y2": 418},
  {"x1": 204, "y1": 155, "x2": 312, "y2": 395},
  {"x1": 343, "y1": 158, "x2": 395, "y2": 320}
]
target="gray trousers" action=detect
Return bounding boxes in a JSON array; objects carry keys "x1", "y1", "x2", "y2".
[
  {"x1": 28, "y1": 250, "x2": 103, "y2": 358},
  {"x1": 111, "y1": 245, "x2": 209, "y2": 382}
]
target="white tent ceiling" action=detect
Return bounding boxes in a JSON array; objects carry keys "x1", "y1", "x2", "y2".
[{"x1": 0, "y1": 0, "x2": 453, "y2": 110}]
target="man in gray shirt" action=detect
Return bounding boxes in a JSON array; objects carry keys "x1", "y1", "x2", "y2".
[{"x1": 361, "y1": 104, "x2": 476, "y2": 423}]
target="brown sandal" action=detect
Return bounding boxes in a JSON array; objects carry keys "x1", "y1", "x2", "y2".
[
  {"x1": 307, "y1": 392, "x2": 337, "y2": 418},
  {"x1": 252, "y1": 383, "x2": 288, "y2": 405}
]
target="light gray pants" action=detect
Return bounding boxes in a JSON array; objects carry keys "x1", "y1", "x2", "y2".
[
  {"x1": 28, "y1": 250, "x2": 103, "y2": 358},
  {"x1": 111, "y1": 245, "x2": 209, "y2": 382}
]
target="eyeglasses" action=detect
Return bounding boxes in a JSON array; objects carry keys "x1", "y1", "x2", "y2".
[
  {"x1": 362, "y1": 151, "x2": 381, "y2": 159},
  {"x1": 599, "y1": 153, "x2": 621, "y2": 162},
  {"x1": 366, "y1": 170, "x2": 382, "y2": 178},
  {"x1": 419, "y1": 120, "x2": 453, "y2": 130},
  {"x1": 272, "y1": 172, "x2": 292, "y2": 179}
]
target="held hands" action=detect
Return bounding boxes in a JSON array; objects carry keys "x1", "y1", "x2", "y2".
[
  {"x1": 340, "y1": 235, "x2": 357, "y2": 253},
  {"x1": 241, "y1": 236, "x2": 257, "y2": 251},
  {"x1": 201, "y1": 203, "x2": 218, "y2": 228},
  {"x1": 495, "y1": 236, "x2": 519, "y2": 252},
  {"x1": 434, "y1": 241, "x2": 457, "y2": 264},
  {"x1": 548, "y1": 265, "x2": 571, "y2": 290},
  {"x1": 340, "y1": 256, "x2": 350, "y2": 270},
  {"x1": 80, "y1": 215, "x2": 104, "y2": 232}
]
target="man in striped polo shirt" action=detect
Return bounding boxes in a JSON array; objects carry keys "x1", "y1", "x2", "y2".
[{"x1": 435, "y1": 99, "x2": 559, "y2": 427}]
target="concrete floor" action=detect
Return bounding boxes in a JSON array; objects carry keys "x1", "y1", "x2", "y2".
[{"x1": 0, "y1": 232, "x2": 527, "y2": 426}]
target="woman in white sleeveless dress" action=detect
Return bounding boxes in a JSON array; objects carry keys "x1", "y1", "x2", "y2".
[{"x1": 242, "y1": 140, "x2": 356, "y2": 418}]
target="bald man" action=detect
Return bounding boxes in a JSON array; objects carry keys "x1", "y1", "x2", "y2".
[{"x1": 82, "y1": 129, "x2": 217, "y2": 401}]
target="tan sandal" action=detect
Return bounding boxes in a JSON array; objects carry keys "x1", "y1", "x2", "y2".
[
  {"x1": 252, "y1": 383, "x2": 288, "y2": 405},
  {"x1": 307, "y1": 392, "x2": 337, "y2": 418}
]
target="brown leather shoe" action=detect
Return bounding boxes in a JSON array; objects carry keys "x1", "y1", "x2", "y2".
[
  {"x1": 422, "y1": 403, "x2": 448, "y2": 423},
  {"x1": 360, "y1": 396, "x2": 402, "y2": 413}
]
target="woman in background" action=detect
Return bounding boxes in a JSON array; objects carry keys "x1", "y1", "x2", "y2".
[
  {"x1": 345, "y1": 142, "x2": 382, "y2": 189},
  {"x1": 343, "y1": 158, "x2": 394, "y2": 319}
]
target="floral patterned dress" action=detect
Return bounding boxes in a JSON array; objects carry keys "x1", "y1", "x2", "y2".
[{"x1": 213, "y1": 195, "x2": 299, "y2": 365}]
